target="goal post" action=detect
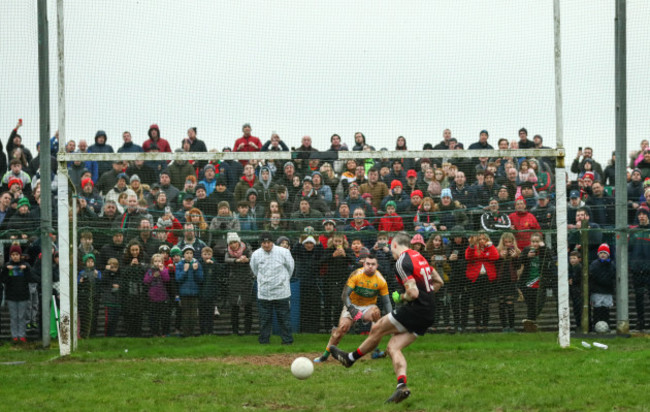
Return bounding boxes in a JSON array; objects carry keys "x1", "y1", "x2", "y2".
[{"x1": 56, "y1": 147, "x2": 569, "y2": 355}]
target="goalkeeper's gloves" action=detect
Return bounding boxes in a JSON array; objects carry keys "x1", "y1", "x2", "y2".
[
  {"x1": 349, "y1": 306, "x2": 363, "y2": 321},
  {"x1": 392, "y1": 291, "x2": 401, "y2": 304}
]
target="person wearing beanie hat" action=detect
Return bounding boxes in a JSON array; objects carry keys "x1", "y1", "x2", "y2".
[
  {"x1": 224, "y1": 228, "x2": 254, "y2": 335},
  {"x1": 440, "y1": 188, "x2": 453, "y2": 199},
  {"x1": 78, "y1": 250, "x2": 101, "y2": 338},
  {"x1": 170, "y1": 246, "x2": 182, "y2": 257},
  {"x1": 8, "y1": 176, "x2": 23, "y2": 190},
  {"x1": 17, "y1": 197, "x2": 30, "y2": 210},
  {"x1": 589, "y1": 242, "x2": 616, "y2": 329},
  {"x1": 468, "y1": 129, "x2": 494, "y2": 150},
  {"x1": 198, "y1": 163, "x2": 218, "y2": 197},
  {"x1": 129, "y1": 174, "x2": 140, "y2": 184},
  {"x1": 176, "y1": 242, "x2": 203, "y2": 337},
  {"x1": 2, "y1": 242, "x2": 34, "y2": 342}
]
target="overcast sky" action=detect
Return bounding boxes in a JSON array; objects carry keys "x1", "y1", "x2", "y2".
[{"x1": 1, "y1": 1, "x2": 649, "y2": 171}]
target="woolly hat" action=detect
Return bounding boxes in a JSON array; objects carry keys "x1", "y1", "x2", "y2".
[
  {"x1": 259, "y1": 232, "x2": 274, "y2": 243},
  {"x1": 410, "y1": 190, "x2": 424, "y2": 199},
  {"x1": 170, "y1": 246, "x2": 182, "y2": 257},
  {"x1": 81, "y1": 177, "x2": 94, "y2": 188},
  {"x1": 582, "y1": 172, "x2": 595, "y2": 181},
  {"x1": 182, "y1": 244, "x2": 195, "y2": 254},
  {"x1": 130, "y1": 174, "x2": 140, "y2": 183},
  {"x1": 116, "y1": 172, "x2": 129, "y2": 181},
  {"x1": 276, "y1": 236, "x2": 291, "y2": 246},
  {"x1": 390, "y1": 180, "x2": 403, "y2": 190},
  {"x1": 195, "y1": 183, "x2": 207, "y2": 193},
  {"x1": 302, "y1": 236, "x2": 316, "y2": 245},
  {"x1": 597, "y1": 243, "x2": 610, "y2": 256},
  {"x1": 8, "y1": 177, "x2": 23, "y2": 189},
  {"x1": 159, "y1": 244, "x2": 170, "y2": 254},
  {"x1": 17, "y1": 197, "x2": 30, "y2": 209},
  {"x1": 361, "y1": 192, "x2": 372, "y2": 199},
  {"x1": 9, "y1": 244, "x2": 22, "y2": 255},
  {"x1": 82, "y1": 253, "x2": 96, "y2": 264},
  {"x1": 322, "y1": 219, "x2": 336, "y2": 227},
  {"x1": 410, "y1": 234, "x2": 426, "y2": 246},
  {"x1": 204, "y1": 163, "x2": 216, "y2": 172},
  {"x1": 217, "y1": 201, "x2": 230, "y2": 210},
  {"x1": 440, "y1": 188, "x2": 453, "y2": 199},
  {"x1": 226, "y1": 232, "x2": 240, "y2": 244},
  {"x1": 385, "y1": 200, "x2": 397, "y2": 209},
  {"x1": 637, "y1": 207, "x2": 650, "y2": 217}
]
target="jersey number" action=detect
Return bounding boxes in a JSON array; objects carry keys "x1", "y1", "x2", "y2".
[{"x1": 419, "y1": 267, "x2": 435, "y2": 292}]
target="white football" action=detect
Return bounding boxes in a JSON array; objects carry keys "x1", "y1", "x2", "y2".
[
  {"x1": 291, "y1": 356, "x2": 314, "y2": 380},
  {"x1": 594, "y1": 321, "x2": 609, "y2": 334}
]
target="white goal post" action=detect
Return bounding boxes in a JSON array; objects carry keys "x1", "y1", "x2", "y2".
[{"x1": 55, "y1": 148, "x2": 569, "y2": 355}]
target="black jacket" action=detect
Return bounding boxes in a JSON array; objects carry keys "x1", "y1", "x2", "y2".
[{"x1": 589, "y1": 259, "x2": 615, "y2": 295}]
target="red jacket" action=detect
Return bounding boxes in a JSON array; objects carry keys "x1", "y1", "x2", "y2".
[
  {"x1": 234, "y1": 135, "x2": 262, "y2": 153},
  {"x1": 143, "y1": 138, "x2": 172, "y2": 153},
  {"x1": 465, "y1": 244, "x2": 499, "y2": 283},
  {"x1": 508, "y1": 211, "x2": 541, "y2": 250},
  {"x1": 378, "y1": 213, "x2": 404, "y2": 232}
]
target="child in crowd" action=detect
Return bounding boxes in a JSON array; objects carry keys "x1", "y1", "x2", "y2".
[
  {"x1": 378, "y1": 201, "x2": 404, "y2": 232},
  {"x1": 235, "y1": 200, "x2": 257, "y2": 231},
  {"x1": 1, "y1": 244, "x2": 34, "y2": 343},
  {"x1": 414, "y1": 197, "x2": 437, "y2": 233},
  {"x1": 175, "y1": 245, "x2": 203, "y2": 337},
  {"x1": 169, "y1": 246, "x2": 183, "y2": 336},
  {"x1": 78, "y1": 253, "x2": 102, "y2": 338},
  {"x1": 589, "y1": 243, "x2": 615, "y2": 330},
  {"x1": 144, "y1": 253, "x2": 170, "y2": 337},
  {"x1": 102, "y1": 258, "x2": 122, "y2": 337},
  {"x1": 568, "y1": 251, "x2": 583, "y2": 330},
  {"x1": 199, "y1": 246, "x2": 220, "y2": 335},
  {"x1": 410, "y1": 233, "x2": 426, "y2": 253}
]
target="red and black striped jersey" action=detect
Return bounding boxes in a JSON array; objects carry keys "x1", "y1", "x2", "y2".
[{"x1": 395, "y1": 249, "x2": 436, "y2": 308}]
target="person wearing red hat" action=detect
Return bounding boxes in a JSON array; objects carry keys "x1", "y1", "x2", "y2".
[
  {"x1": 405, "y1": 190, "x2": 424, "y2": 230},
  {"x1": 1, "y1": 243, "x2": 34, "y2": 343},
  {"x1": 404, "y1": 169, "x2": 419, "y2": 195},
  {"x1": 380, "y1": 180, "x2": 410, "y2": 213},
  {"x1": 589, "y1": 243, "x2": 615, "y2": 331},
  {"x1": 143, "y1": 124, "x2": 172, "y2": 153},
  {"x1": 508, "y1": 196, "x2": 541, "y2": 250}
]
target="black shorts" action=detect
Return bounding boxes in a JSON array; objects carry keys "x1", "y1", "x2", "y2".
[{"x1": 388, "y1": 304, "x2": 435, "y2": 336}]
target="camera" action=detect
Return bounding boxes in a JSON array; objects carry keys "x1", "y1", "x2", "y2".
[{"x1": 434, "y1": 255, "x2": 443, "y2": 261}]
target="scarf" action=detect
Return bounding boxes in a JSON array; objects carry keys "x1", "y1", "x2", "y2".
[
  {"x1": 228, "y1": 242, "x2": 246, "y2": 259},
  {"x1": 241, "y1": 175, "x2": 256, "y2": 188}
]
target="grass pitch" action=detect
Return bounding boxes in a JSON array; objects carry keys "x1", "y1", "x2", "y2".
[{"x1": 1, "y1": 333, "x2": 649, "y2": 411}]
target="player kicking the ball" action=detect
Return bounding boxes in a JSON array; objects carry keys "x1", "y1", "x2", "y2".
[
  {"x1": 330, "y1": 231, "x2": 443, "y2": 404},
  {"x1": 314, "y1": 252, "x2": 392, "y2": 363}
]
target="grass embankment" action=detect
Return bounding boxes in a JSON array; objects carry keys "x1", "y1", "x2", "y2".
[{"x1": 1, "y1": 333, "x2": 649, "y2": 411}]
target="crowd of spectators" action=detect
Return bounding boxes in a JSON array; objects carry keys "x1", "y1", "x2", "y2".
[{"x1": 1, "y1": 121, "x2": 650, "y2": 343}]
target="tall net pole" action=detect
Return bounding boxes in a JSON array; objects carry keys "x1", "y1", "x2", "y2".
[
  {"x1": 37, "y1": 0, "x2": 53, "y2": 348},
  {"x1": 553, "y1": 0, "x2": 570, "y2": 348},
  {"x1": 56, "y1": 0, "x2": 74, "y2": 356},
  {"x1": 614, "y1": 0, "x2": 629, "y2": 334}
]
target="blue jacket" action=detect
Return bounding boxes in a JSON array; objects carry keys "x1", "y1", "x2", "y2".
[{"x1": 175, "y1": 259, "x2": 204, "y2": 296}]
